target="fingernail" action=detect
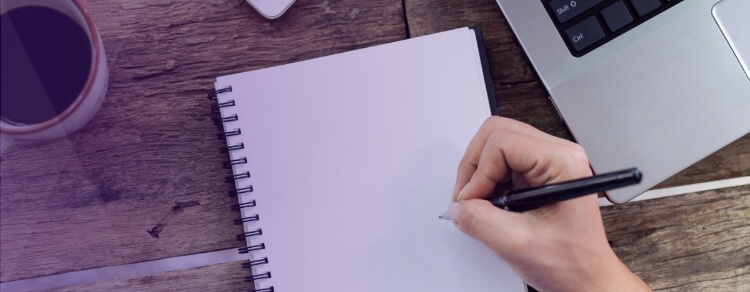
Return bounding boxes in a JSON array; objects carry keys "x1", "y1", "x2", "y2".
[
  {"x1": 448, "y1": 201, "x2": 462, "y2": 223},
  {"x1": 457, "y1": 185, "x2": 468, "y2": 201}
]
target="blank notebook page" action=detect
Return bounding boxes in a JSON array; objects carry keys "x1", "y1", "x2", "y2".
[{"x1": 215, "y1": 28, "x2": 524, "y2": 291}]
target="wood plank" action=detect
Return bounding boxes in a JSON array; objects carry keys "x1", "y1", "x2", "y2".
[
  {"x1": 404, "y1": 0, "x2": 537, "y2": 86},
  {"x1": 404, "y1": 0, "x2": 750, "y2": 185},
  {"x1": 495, "y1": 81, "x2": 569, "y2": 139},
  {"x1": 41, "y1": 261, "x2": 250, "y2": 292},
  {"x1": 0, "y1": 0, "x2": 406, "y2": 282},
  {"x1": 602, "y1": 185, "x2": 750, "y2": 291}
]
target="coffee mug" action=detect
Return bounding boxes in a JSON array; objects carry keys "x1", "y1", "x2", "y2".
[{"x1": 0, "y1": 0, "x2": 108, "y2": 153}]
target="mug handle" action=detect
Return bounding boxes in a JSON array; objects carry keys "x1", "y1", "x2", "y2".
[{"x1": 0, "y1": 134, "x2": 15, "y2": 154}]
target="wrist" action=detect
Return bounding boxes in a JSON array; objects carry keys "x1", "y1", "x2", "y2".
[{"x1": 590, "y1": 251, "x2": 650, "y2": 292}]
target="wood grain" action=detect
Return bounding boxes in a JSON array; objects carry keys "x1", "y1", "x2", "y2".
[
  {"x1": 40, "y1": 261, "x2": 251, "y2": 292},
  {"x1": 403, "y1": 0, "x2": 750, "y2": 185},
  {"x1": 405, "y1": 0, "x2": 536, "y2": 85},
  {"x1": 0, "y1": 0, "x2": 406, "y2": 282},
  {"x1": 602, "y1": 185, "x2": 750, "y2": 291}
]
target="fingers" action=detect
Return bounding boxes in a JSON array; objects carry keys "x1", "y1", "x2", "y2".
[
  {"x1": 452, "y1": 116, "x2": 579, "y2": 201},
  {"x1": 448, "y1": 199, "x2": 528, "y2": 256},
  {"x1": 454, "y1": 117, "x2": 591, "y2": 202},
  {"x1": 453, "y1": 117, "x2": 515, "y2": 201},
  {"x1": 459, "y1": 130, "x2": 556, "y2": 201}
]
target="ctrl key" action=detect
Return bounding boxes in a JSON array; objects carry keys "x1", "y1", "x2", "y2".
[{"x1": 565, "y1": 16, "x2": 606, "y2": 52}]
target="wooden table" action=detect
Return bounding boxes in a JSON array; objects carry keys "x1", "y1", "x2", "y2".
[{"x1": 1, "y1": 0, "x2": 748, "y2": 290}]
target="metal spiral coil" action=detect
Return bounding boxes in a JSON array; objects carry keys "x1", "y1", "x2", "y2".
[
  {"x1": 218, "y1": 129, "x2": 241, "y2": 139},
  {"x1": 212, "y1": 100, "x2": 235, "y2": 113},
  {"x1": 210, "y1": 87, "x2": 271, "y2": 292},
  {"x1": 238, "y1": 243, "x2": 265, "y2": 254},
  {"x1": 226, "y1": 171, "x2": 251, "y2": 183},
  {"x1": 246, "y1": 272, "x2": 272, "y2": 282},
  {"x1": 234, "y1": 214, "x2": 260, "y2": 225},
  {"x1": 207, "y1": 86, "x2": 232, "y2": 100},
  {"x1": 236, "y1": 229, "x2": 263, "y2": 241},
  {"x1": 231, "y1": 200, "x2": 256, "y2": 211},
  {"x1": 228, "y1": 186, "x2": 254, "y2": 196},
  {"x1": 213, "y1": 114, "x2": 238, "y2": 126},
  {"x1": 242, "y1": 258, "x2": 269, "y2": 269},
  {"x1": 223, "y1": 157, "x2": 247, "y2": 169},
  {"x1": 220, "y1": 143, "x2": 244, "y2": 153}
]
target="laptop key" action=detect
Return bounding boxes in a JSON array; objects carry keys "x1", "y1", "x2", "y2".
[
  {"x1": 601, "y1": 1, "x2": 634, "y2": 32},
  {"x1": 630, "y1": 0, "x2": 661, "y2": 17},
  {"x1": 544, "y1": 0, "x2": 682, "y2": 56},
  {"x1": 548, "y1": 0, "x2": 605, "y2": 23},
  {"x1": 564, "y1": 16, "x2": 606, "y2": 51}
]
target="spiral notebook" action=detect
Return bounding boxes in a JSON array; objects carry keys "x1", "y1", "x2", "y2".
[{"x1": 210, "y1": 28, "x2": 525, "y2": 291}]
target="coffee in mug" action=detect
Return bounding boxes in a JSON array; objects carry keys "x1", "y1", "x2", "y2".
[
  {"x1": 0, "y1": 0, "x2": 108, "y2": 153},
  {"x1": 1, "y1": 6, "x2": 93, "y2": 125}
]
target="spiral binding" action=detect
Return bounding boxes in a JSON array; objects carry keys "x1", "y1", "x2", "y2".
[
  {"x1": 208, "y1": 87, "x2": 273, "y2": 291},
  {"x1": 231, "y1": 200, "x2": 256, "y2": 211},
  {"x1": 213, "y1": 114, "x2": 238, "y2": 126},
  {"x1": 236, "y1": 229, "x2": 263, "y2": 241},
  {"x1": 238, "y1": 243, "x2": 265, "y2": 254},
  {"x1": 223, "y1": 157, "x2": 247, "y2": 169},
  {"x1": 218, "y1": 129, "x2": 241, "y2": 139},
  {"x1": 207, "y1": 86, "x2": 232, "y2": 100},
  {"x1": 234, "y1": 214, "x2": 259, "y2": 225},
  {"x1": 242, "y1": 257, "x2": 269, "y2": 268},
  {"x1": 226, "y1": 171, "x2": 251, "y2": 183},
  {"x1": 212, "y1": 100, "x2": 235, "y2": 114},
  {"x1": 229, "y1": 186, "x2": 254, "y2": 197},
  {"x1": 221, "y1": 143, "x2": 244, "y2": 153},
  {"x1": 247, "y1": 272, "x2": 272, "y2": 282}
]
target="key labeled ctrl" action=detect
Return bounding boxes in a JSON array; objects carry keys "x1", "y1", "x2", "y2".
[{"x1": 564, "y1": 16, "x2": 605, "y2": 52}]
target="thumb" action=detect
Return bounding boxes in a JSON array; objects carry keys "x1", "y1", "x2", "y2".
[{"x1": 449, "y1": 199, "x2": 526, "y2": 255}]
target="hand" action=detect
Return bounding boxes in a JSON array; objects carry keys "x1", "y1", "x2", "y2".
[{"x1": 449, "y1": 117, "x2": 650, "y2": 292}]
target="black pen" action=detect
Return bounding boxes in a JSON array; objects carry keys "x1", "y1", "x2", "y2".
[{"x1": 439, "y1": 168, "x2": 642, "y2": 220}]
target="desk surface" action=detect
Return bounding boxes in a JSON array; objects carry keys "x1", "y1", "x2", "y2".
[{"x1": 1, "y1": 0, "x2": 748, "y2": 290}]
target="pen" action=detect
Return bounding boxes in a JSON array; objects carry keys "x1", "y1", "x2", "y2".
[{"x1": 439, "y1": 168, "x2": 642, "y2": 220}]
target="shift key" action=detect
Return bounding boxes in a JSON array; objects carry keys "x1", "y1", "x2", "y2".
[
  {"x1": 549, "y1": 0, "x2": 605, "y2": 23},
  {"x1": 565, "y1": 16, "x2": 605, "y2": 52}
]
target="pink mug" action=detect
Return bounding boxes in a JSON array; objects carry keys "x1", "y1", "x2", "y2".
[{"x1": 0, "y1": 0, "x2": 108, "y2": 153}]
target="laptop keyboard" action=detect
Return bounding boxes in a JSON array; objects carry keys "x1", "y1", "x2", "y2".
[{"x1": 544, "y1": 0, "x2": 684, "y2": 57}]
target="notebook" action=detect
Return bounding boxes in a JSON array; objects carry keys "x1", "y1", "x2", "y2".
[{"x1": 211, "y1": 27, "x2": 525, "y2": 292}]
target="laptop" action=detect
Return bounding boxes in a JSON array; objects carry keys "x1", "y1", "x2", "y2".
[{"x1": 494, "y1": 0, "x2": 750, "y2": 203}]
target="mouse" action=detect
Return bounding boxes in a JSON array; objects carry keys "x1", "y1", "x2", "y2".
[{"x1": 246, "y1": 0, "x2": 296, "y2": 19}]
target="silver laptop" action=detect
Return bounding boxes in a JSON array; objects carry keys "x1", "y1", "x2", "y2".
[{"x1": 494, "y1": 0, "x2": 750, "y2": 203}]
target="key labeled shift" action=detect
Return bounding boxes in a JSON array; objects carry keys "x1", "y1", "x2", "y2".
[
  {"x1": 549, "y1": 0, "x2": 605, "y2": 23},
  {"x1": 564, "y1": 16, "x2": 605, "y2": 52}
]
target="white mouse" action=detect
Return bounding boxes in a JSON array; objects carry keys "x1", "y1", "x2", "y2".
[{"x1": 247, "y1": 0, "x2": 296, "y2": 19}]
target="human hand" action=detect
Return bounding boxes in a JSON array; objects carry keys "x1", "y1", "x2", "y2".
[{"x1": 449, "y1": 117, "x2": 649, "y2": 292}]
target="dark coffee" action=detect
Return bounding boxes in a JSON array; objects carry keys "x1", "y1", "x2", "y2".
[{"x1": 1, "y1": 6, "x2": 92, "y2": 125}]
